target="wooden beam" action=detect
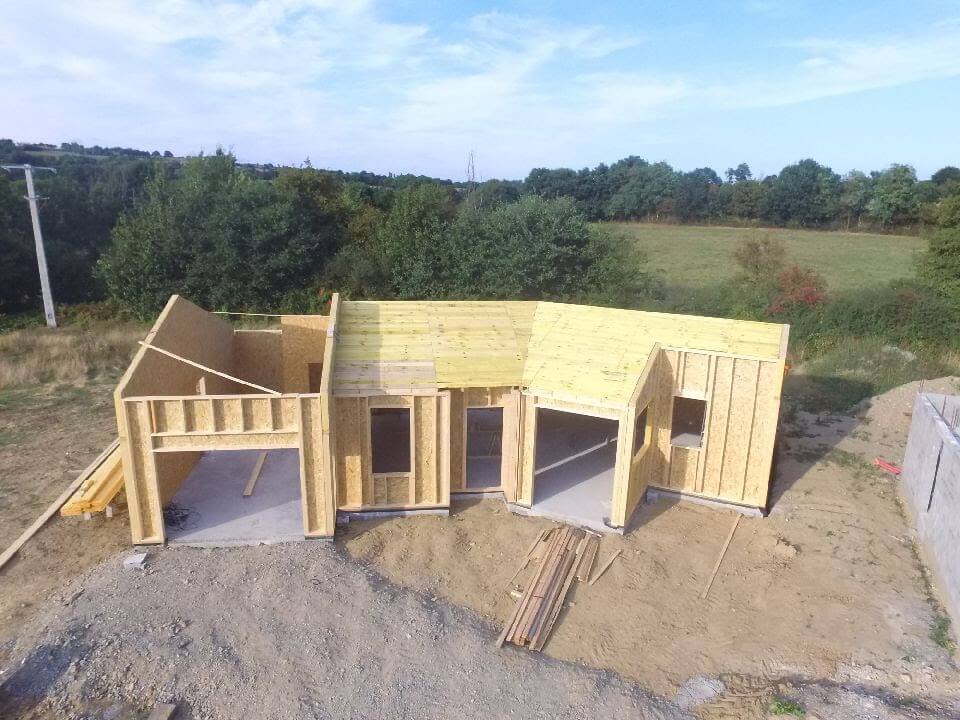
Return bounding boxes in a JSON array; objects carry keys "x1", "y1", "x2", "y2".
[
  {"x1": 138, "y1": 341, "x2": 280, "y2": 395},
  {"x1": 0, "y1": 440, "x2": 119, "y2": 571},
  {"x1": 243, "y1": 452, "x2": 268, "y2": 497},
  {"x1": 700, "y1": 515, "x2": 740, "y2": 599}
]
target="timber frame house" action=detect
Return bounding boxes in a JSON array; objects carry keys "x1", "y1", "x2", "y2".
[{"x1": 115, "y1": 294, "x2": 789, "y2": 544}]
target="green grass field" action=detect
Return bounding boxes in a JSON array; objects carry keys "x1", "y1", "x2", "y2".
[{"x1": 604, "y1": 223, "x2": 927, "y2": 293}]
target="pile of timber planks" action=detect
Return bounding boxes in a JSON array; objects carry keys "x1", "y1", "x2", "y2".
[{"x1": 498, "y1": 525, "x2": 601, "y2": 652}]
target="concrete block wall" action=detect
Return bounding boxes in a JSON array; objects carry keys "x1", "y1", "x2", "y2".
[{"x1": 901, "y1": 393, "x2": 960, "y2": 626}]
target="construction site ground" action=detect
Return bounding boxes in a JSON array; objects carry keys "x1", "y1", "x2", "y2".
[{"x1": 1, "y1": 377, "x2": 959, "y2": 719}]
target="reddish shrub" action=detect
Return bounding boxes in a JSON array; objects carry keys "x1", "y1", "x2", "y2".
[{"x1": 769, "y1": 265, "x2": 826, "y2": 315}]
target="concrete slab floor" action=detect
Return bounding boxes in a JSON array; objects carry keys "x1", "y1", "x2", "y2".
[
  {"x1": 531, "y1": 409, "x2": 618, "y2": 533},
  {"x1": 166, "y1": 449, "x2": 304, "y2": 547}
]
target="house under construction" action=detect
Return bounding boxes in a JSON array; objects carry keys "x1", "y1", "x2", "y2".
[{"x1": 108, "y1": 294, "x2": 788, "y2": 545}]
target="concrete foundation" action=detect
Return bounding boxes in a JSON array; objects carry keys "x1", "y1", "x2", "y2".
[
  {"x1": 902, "y1": 393, "x2": 960, "y2": 631},
  {"x1": 166, "y1": 449, "x2": 304, "y2": 547},
  {"x1": 529, "y1": 409, "x2": 618, "y2": 533}
]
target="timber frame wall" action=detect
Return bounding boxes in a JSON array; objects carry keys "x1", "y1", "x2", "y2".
[
  {"x1": 116, "y1": 294, "x2": 787, "y2": 544},
  {"x1": 116, "y1": 295, "x2": 336, "y2": 544}
]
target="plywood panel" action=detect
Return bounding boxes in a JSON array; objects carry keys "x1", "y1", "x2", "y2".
[
  {"x1": 233, "y1": 329, "x2": 281, "y2": 391},
  {"x1": 414, "y1": 395, "x2": 438, "y2": 504},
  {"x1": 281, "y1": 315, "x2": 328, "y2": 393},
  {"x1": 701, "y1": 355, "x2": 734, "y2": 498},
  {"x1": 334, "y1": 396, "x2": 366, "y2": 508},
  {"x1": 681, "y1": 352, "x2": 710, "y2": 397},
  {"x1": 449, "y1": 390, "x2": 465, "y2": 492},
  {"x1": 718, "y1": 359, "x2": 760, "y2": 500},
  {"x1": 516, "y1": 395, "x2": 537, "y2": 506},
  {"x1": 668, "y1": 446, "x2": 699, "y2": 491},
  {"x1": 741, "y1": 360, "x2": 784, "y2": 506},
  {"x1": 332, "y1": 299, "x2": 785, "y2": 406}
]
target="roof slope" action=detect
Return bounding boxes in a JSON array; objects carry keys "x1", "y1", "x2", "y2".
[{"x1": 333, "y1": 299, "x2": 785, "y2": 406}]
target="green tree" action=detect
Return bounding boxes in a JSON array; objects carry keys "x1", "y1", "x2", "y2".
[
  {"x1": 917, "y1": 228, "x2": 960, "y2": 311},
  {"x1": 762, "y1": 159, "x2": 840, "y2": 227},
  {"x1": 674, "y1": 168, "x2": 721, "y2": 221},
  {"x1": 867, "y1": 164, "x2": 919, "y2": 229},
  {"x1": 605, "y1": 161, "x2": 678, "y2": 220},
  {"x1": 932, "y1": 166, "x2": 960, "y2": 186},
  {"x1": 838, "y1": 171, "x2": 873, "y2": 230},
  {"x1": 937, "y1": 194, "x2": 960, "y2": 228},
  {"x1": 98, "y1": 152, "x2": 347, "y2": 318}
]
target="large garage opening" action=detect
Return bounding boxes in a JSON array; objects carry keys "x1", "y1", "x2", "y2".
[
  {"x1": 164, "y1": 449, "x2": 303, "y2": 546},
  {"x1": 466, "y1": 407, "x2": 504, "y2": 490},
  {"x1": 532, "y1": 408, "x2": 618, "y2": 532}
]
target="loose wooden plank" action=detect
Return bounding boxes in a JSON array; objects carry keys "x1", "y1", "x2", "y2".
[
  {"x1": 575, "y1": 535, "x2": 600, "y2": 582},
  {"x1": 589, "y1": 548, "x2": 623, "y2": 586},
  {"x1": 498, "y1": 528, "x2": 564, "y2": 647},
  {"x1": 531, "y1": 541, "x2": 584, "y2": 651},
  {"x1": 530, "y1": 535, "x2": 584, "y2": 648},
  {"x1": 243, "y1": 451, "x2": 268, "y2": 497},
  {"x1": 1, "y1": 440, "x2": 120, "y2": 571},
  {"x1": 506, "y1": 528, "x2": 549, "y2": 587},
  {"x1": 700, "y1": 515, "x2": 740, "y2": 600}
]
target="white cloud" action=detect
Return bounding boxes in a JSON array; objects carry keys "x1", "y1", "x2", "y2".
[{"x1": 0, "y1": 3, "x2": 958, "y2": 177}]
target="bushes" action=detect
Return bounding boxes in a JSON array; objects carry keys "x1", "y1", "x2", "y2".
[{"x1": 917, "y1": 227, "x2": 960, "y2": 312}]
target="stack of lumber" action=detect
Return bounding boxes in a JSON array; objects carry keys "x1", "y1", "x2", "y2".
[
  {"x1": 498, "y1": 525, "x2": 601, "y2": 652},
  {"x1": 60, "y1": 440, "x2": 124, "y2": 516}
]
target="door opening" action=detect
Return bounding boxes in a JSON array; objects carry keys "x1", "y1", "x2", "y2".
[{"x1": 466, "y1": 407, "x2": 503, "y2": 489}]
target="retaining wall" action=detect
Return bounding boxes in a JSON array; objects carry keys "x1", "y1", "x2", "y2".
[{"x1": 901, "y1": 392, "x2": 960, "y2": 626}]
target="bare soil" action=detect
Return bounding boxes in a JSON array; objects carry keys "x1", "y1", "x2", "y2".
[
  {"x1": 0, "y1": 379, "x2": 128, "y2": 659},
  {"x1": 1, "y1": 378, "x2": 959, "y2": 719},
  {"x1": 342, "y1": 378, "x2": 960, "y2": 716}
]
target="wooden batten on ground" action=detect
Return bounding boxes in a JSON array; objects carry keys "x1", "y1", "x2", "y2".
[{"x1": 499, "y1": 525, "x2": 601, "y2": 652}]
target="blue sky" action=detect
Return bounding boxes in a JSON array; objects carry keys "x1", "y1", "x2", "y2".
[{"x1": 2, "y1": 1, "x2": 959, "y2": 180}]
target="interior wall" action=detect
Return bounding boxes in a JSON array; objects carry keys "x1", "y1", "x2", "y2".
[
  {"x1": 653, "y1": 349, "x2": 784, "y2": 508},
  {"x1": 234, "y1": 329, "x2": 282, "y2": 391},
  {"x1": 281, "y1": 315, "x2": 328, "y2": 393}
]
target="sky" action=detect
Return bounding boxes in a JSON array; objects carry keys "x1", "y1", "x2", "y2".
[{"x1": 2, "y1": 0, "x2": 960, "y2": 180}]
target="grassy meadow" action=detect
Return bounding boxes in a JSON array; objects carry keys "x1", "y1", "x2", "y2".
[{"x1": 605, "y1": 222, "x2": 925, "y2": 293}]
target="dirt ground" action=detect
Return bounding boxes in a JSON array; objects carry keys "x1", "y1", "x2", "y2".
[
  {"x1": 1, "y1": 378, "x2": 960, "y2": 718},
  {"x1": 341, "y1": 377, "x2": 960, "y2": 715},
  {"x1": 0, "y1": 379, "x2": 128, "y2": 652}
]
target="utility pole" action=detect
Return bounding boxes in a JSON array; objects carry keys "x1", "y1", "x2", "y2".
[{"x1": 2, "y1": 164, "x2": 58, "y2": 327}]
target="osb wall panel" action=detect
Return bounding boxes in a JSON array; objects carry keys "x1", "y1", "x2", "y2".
[
  {"x1": 299, "y1": 395, "x2": 333, "y2": 536},
  {"x1": 516, "y1": 394, "x2": 538, "y2": 506},
  {"x1": 449, "y1": 390, "x2": 465, "y2": 491},
  {"x1": 653, "y1": 350, "x2": 784, "y2": 508},
  {"x1": 234, "y1": 330, "x2": 281, "y2": 391},
  {"x1": 281, "y1": 315, "x2": 328, "y2": 393},
  {"x1": 451, "y1": 386, "x2": 519, "y2": 493},
  {"x1": 413, "y1": 395, "x2": 439, "y2": 504},
  {"x1": 120, "y1": 295, "x2": 238, "y2": 399},
  {"x1": 622, "y1": 352, "x2": 667, "y2": 524},
  {"x1": 334, "y1": 393, "x2": 444, "y2": 510},
  {"x1": 334, "y1": 396, "x2": 367, "y2": 508}
]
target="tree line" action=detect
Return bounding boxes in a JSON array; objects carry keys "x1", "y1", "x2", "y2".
[
  {"x1": 524, "y1": 157, "x2": 960, "y2": 231},
  {"x1": 1, "y1": 138, "x2": 959, "y2": 321}
]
